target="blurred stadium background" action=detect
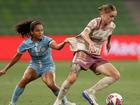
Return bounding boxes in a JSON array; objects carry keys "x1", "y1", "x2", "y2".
[{"x1": 0, "y1": 0, "x2": 140, "y2": 105}]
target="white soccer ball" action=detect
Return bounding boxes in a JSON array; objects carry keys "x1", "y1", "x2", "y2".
[{"x1": 106, "y1": 93, "x2": 123, "y2": 105}]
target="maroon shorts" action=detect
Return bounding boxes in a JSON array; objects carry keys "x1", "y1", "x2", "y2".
[{"x1": 72, "y1": 51, "x2": 109, "y2": 73}]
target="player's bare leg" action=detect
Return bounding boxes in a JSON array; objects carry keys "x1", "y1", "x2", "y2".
[
  {"x1": 9, "y1": 68, "x2": 38, "y2": 105},
  {"x1": 83, "y1": 63, "x2": 120, "y2": 105},
  {"x1": 53, "y1": 64, "x2": 81, "y2": 105}
]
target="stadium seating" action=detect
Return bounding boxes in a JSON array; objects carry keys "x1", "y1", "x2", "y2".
[{"x1": 0, "y1": 0, "x2": 139, "y2": 34}]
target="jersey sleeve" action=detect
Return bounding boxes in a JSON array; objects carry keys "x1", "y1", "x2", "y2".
[
  {"x1": 108, "y1": 22, "x2": 116, "y2": 35},
  {"x1": 17, "y1": 42, "x2": 27, "y2": 54},
  {"x1": 44, "y1": 36, "x2": 53, "y2": 46},
  {"x1": 86, "y1": 19, "x2": 97, "y2": 30}
]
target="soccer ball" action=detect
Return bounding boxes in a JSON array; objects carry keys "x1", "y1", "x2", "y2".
[{"x1": 106, "y1": 93, "x2": 123, "y2": 105}]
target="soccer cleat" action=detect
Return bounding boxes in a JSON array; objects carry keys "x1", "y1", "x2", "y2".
[
  {"x1": 9, "y1": 102, "x2": 16, "y2": 105},
  {"x1": 64, "y1": 101, "x2": 76, "y2": 105},
  {"x1": 82, "y1": 90, "x2": 98, "y2": 105}
]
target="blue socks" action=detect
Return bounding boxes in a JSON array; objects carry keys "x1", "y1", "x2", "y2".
[
  {"x1": 11, "y1": 85, "x2": 24, "y2": 104},
  {"x1": 11, "y1": 86, "x2": 68, "y2": 104},
  {"x1": 53, "y1": 90, "x2": 68, "y2": 104}
]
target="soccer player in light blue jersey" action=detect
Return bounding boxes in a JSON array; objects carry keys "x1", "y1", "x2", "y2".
[{"x1": 0, "y1": 20, "x2": 76, "y2": 105}]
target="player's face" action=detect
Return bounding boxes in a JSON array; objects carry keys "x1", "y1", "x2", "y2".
[
  {"x1": 102, "y1": 10, "x2": 117, "y2": 24},
  {"x1": 31, "y1": 24, "x2": 44, "y2": 40}
]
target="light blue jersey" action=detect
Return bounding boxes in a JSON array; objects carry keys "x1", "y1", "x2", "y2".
[{"x1": 17, "y1": 35, "x2": 55, "y2": 76}]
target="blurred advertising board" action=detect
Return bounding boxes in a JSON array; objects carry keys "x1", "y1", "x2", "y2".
[
  {"x1": 0, "y1": 35, "x2": 140, "y2": 61},
  {"x1": 101, "y1": 35, "x2": 140, "y2": 60}
]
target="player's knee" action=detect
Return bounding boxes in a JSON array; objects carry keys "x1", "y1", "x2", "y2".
[
  {"x1": 67, "y1": 64, "x2": 80, "y2": 84},
  {"x1": 69, "y1": 78, "x2": 76, "y2": 84},
  {"x1": 47, "y1": 82, "x2": 56, "y2": 89},
  {"x1": 112, "y1": 71, "x2": 120, "y2": 81},
  {"x1": 18, "y1": 79, "x2": 29, "y2": 87},
  {"x1": 67, "y1": 74, "x2": 77, "y2": 84}
]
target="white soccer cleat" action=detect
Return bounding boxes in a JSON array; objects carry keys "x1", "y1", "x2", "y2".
[
  {"x1": 9, "y1": 102, "x2": 16, "y2": 105},
  {"x1": 64, "y1": 101, "x2": 76, "y2": 105},
  {"x1": 82, "y1": 90, "x2": 98, "y2": 105}
]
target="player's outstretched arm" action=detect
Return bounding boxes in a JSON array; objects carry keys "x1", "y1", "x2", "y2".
[
  {"x1": 49, "y1": 40, "x2": 68, "y2": 50},
  {"x1": 0, "y1": 53, "x2": 22, "y2": 76}
]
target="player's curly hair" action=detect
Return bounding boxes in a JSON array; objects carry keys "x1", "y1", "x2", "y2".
[{"x1": 16, "y1": 20, "x2": 42, "y2": 38}]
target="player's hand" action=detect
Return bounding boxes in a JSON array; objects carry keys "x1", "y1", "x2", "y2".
[
  {"x1": 64, "y1": 38, "x2": 72, "y2": 43},
  {"x1": 0, "y1": 69, "x2": 6, "y2": 76},
  {"x1": 64, "y1": 38, "x2": 69, "y2": 43},
  {"x1": 89, "y1": 43, "x2": 96, "y2": 53}
]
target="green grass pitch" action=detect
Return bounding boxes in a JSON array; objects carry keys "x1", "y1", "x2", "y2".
[{"x1": 0, "y1": 61, "x2": 139, "y2": 105}]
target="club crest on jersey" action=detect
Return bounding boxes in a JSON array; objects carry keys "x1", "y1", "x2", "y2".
[{"x1": 41, "y1": 47, "x2": 46, "y2": 52}]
